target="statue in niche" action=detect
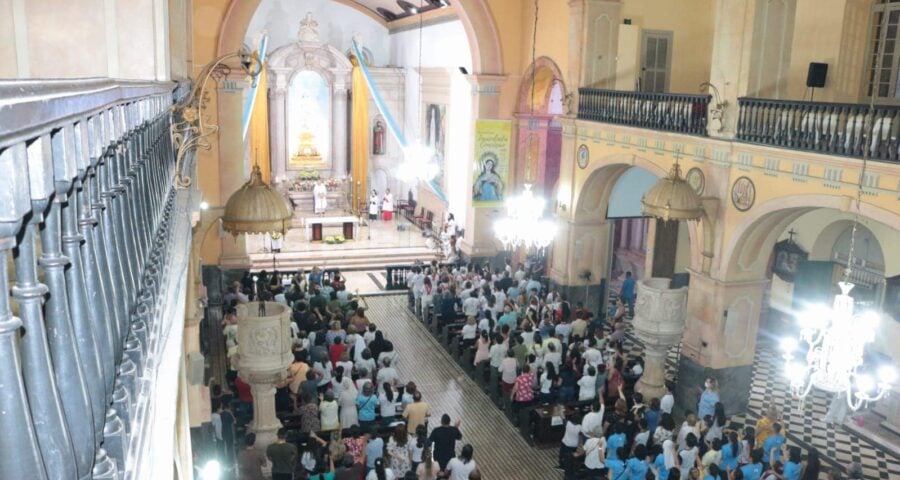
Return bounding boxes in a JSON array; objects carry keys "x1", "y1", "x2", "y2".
[
  {"x1": 373, "y1": 121, "x2": 386, "y2": 155},
  {"x1": 298, "y1": 12, "x2": 320, "y2": 43}
]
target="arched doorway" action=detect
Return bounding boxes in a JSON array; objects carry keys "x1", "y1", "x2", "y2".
[{"x1": 514, "y1": 57, "x2": 566, "y2": 197}]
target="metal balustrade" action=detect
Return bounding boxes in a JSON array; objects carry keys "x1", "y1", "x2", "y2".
[
  {"x1": 577, "y1": 88, "x2": 711, "y2": 136},
  {"x1": 737, "y1": 97, "x2": 900, "y2": 162},
  {"x1": 0, "y1": 79, "x2": 189, "y2": 479}
]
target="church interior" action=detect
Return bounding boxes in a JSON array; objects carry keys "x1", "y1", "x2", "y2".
[{"x1": 2, "y1": 0, "x2": 900, "y2": 479}]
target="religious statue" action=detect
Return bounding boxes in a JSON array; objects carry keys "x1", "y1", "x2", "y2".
[
  {"x1": 298, "y1": 12, "x2": 320, "y2": 43},
  {"x1": 313, "y1": 179, "x2": 327, "y2": 215},
  {"x1": 473, "y1": 153, "x2": 504, "y2": 201},
  {"x1": 368, "y1": 190, "x2": 379, "y2": 221},
  {"x1": 372, "y1": 121, "x2": 385, "y2": 155}
]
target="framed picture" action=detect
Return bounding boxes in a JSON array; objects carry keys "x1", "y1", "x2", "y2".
[
  {"x1": 686, "y1": 167, "x2": 705, "y2": 195},
  {"x1": 731, "y1": 176, "x2": 756, "y2": 212},
  {"x1": 577, "y1": 144, "x2": 590, "y2": 169},
  {"x1": 771, "y1": 238, "x2": 808, "y2": 283}
]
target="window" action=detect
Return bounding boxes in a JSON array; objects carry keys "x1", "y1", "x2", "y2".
[
  {"x1": 865, "y1": 1, "x2": 900, "y2": 101},
  {"x1": 640, "y1": 30, "x2": 673, "y2": 93}
]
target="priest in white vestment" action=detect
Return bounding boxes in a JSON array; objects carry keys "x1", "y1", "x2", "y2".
[{"x1": 313, "y1": 180, "x2": 327, "y2": 215}]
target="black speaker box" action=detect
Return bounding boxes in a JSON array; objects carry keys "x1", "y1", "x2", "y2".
[{"x1": 807, "y1": 62, "x2": 828, "y2": 88}]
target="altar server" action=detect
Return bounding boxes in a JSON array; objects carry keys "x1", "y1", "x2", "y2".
[
  {"x1": 382, "y1": 189, "x2": 394, "y2": 221},
  {"x1": 368, "y1": 190, "x2": 379, "y2": 221}
]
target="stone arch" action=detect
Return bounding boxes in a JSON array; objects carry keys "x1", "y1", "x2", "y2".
[
  {"x1": 571, "y1": 155, "x2": 705, "y2": 273},
  {"x1": 217, "y1": 0, "x2": 503, "y2": 74},
  {"x1": 720, "y1": 195, "x2": 900, "y2": 281},
  {"x1": 516, "y1": 56, "x2": 566, "y2": 114}
]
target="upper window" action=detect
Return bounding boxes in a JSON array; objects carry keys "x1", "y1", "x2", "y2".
[{"x1": 866, "y1": 2, "x2": 900, "y2": 100}]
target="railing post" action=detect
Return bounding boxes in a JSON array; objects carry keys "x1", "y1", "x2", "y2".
[
  {"x1": 14, "y1": 135, "x2": 79, "y2": 480},
  {"x1": 0, "y1": 143, "x2": 49, "y2": 479}
]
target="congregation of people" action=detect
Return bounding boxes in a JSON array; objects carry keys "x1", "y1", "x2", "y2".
[
  {"x1": 213, "y1": 268, "x2": 479, "y2": 480},
  {"x1": 401, "y1": 260, "x2": 853, "y2": 480}
]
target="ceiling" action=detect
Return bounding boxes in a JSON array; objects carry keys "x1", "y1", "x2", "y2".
[{"x1": 345, "y1": 0, "x2": 450, "y2": 22}]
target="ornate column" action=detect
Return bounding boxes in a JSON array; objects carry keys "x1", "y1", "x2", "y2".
[
  {"x1": 633, "y1": 278, "x2": 688, "y2": 400},
  {"x1": 270, "y1": 84, "x2": 288, "y2": 182},
  {"x1": 218, "y1": 76, "x2": 251, "y2": 268},
  {"x1": 332, "y1": 85, "x2": 349, "y2": 179},
  {"x1": 676, "y1": 272, "x2": 769, "y2": 415},
  {"x1": 460, "y1": 74, "x2": 507, "y2": 261},
  {"x1": 234, "y1": 302, "x2": 293, "y2": 449}
]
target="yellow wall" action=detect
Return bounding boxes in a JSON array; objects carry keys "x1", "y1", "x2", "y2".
[
  {"x1": 621, "y1": 0, "x2": 716, "y2": 93},
  {"x1": 786, "y1": 0, "x2": 848, "y2": 101}
]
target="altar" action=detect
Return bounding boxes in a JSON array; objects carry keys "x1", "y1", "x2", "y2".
[{"x1": 304, "y1": 215, "x2": 360, "y2": 242}]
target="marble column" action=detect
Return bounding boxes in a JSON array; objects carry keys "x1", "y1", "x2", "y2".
[
  {"x1": 270, "y1": 87, "x2": 287, "y2": 182},
  {"x1": 675, "y1": 271, "x2": 769, "y2": 415},
  {"x1": 707, "y1": 0, "x2": 757, "y2": 138},
  {"x1": 217, "y1": 76, "x2": 251, "y2": 268},
  {"x1": 332, "y1": 86, "x2": 348, "y2": 179},
  {"x1": 460, "y1": 74, "x2": 508, "y2": 261},
  {"x1": 632, "y1": 278, "x2": 688, "y2": 400},
  {"x1": 234, "y1": 302, "x2": 293, "y2": 450}
]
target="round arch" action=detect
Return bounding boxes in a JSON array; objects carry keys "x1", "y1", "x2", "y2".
[
  {"x1": 720, "y1": 195, "x2": 900, "y2": 280},
  {"x1": 216, "y1": 0, "x2": 503, "y2": 74},
  {"x1": 516, "y1": 56, "x2": 566, "y2": 114},
  {"x1": 571, "y1": 155, "x2": 706, "y2": 272}
]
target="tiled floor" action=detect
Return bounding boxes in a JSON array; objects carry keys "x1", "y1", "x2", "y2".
[
  {"x1": 366, "y1": 294, "x2": 561, "y2": 480},
  {"x1": 616, "y1": 315, "x2": 900, "y2": 480}
]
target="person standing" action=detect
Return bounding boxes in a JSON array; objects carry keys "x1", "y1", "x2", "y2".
[
  {"x1": 267, "y1": 428, "x2": 299, "y2": 480},
  {"x1": 382, "y1": 189, "x2": 394, "y2": 221},
  {"x1": 429, "y1": 414, "x2": 462, "y2": 470},
  {"x1": 620, "y1": 271, "x2": 636, "y2": 317},
  {"x1": 314, "y1": 179, "x2": 328, "y2": 216},
  {"x1": 444, "y1": 444, "x2": 477, "y2": 480},
  {"x1": 402, "y1": 391, "x2": 431, "y2": 435},
  {"x1": 238, "y1": 433, "x2": 267, "y2": 480},
  {"x1": 218, "y1": 402, "x2": 236, "y2": 466},
  {"x1": 368, "y1": 190, "x2": 379, "y2": 221}
]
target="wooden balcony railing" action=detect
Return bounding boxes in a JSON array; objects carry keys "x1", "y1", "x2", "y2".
[
  {"x1": 737, "y1": 97, "x2": 900, "y2": 162},
  {"x1": 577, "y1": 88, "x2": 711, "y2": 136}
]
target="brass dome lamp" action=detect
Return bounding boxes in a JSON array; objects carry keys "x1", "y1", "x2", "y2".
[
  {"x1": 640, "y1": 163, "x2": 704, "y2": 222},
  {"x1": 171, "y1": 45, "x2": 291, "y2": 236}
]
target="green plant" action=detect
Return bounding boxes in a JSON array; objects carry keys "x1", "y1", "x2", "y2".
[{"x1": 324, "y1": 234, "x2": 346, "y2": 244}]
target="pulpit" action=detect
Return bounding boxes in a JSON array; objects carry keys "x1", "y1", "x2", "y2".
[
  {"x1": 234, "y1": 302, "x2": 293, "y2": 449},
  {"x1": 633, "y1": 278, "x2": 688, "y2": 399}
]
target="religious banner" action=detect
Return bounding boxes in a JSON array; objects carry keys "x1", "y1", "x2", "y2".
[
  {"x1": 771, "y1": 231, "x2": 808, "y2": 283},
  {"x1": 472, "y1": 119, "x2": 511, "y2": 206}
]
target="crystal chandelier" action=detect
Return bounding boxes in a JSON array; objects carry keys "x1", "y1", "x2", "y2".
[
  {"x1": 781, "y1": 282, "x2": 896, "y2": 410},
  {"x1": 494, "y1": 184, "x2": 557, "y2": 251},
  {"x1": 780, "y1": 10, "x2": 895, "y2": 411}
]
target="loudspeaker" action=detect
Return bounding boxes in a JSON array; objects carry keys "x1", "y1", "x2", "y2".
[{"x1": 807, "y1": 63, "x2": 828, "y2": 88}]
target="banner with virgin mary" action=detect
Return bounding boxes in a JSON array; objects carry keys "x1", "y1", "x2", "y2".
[{"x1": 472, "y1": 119, "x2": 511, "y2": 206}]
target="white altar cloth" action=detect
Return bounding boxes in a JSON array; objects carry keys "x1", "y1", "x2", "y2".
[{"x1": 304, "y1": 215, "x2": 360, "y2": 241}]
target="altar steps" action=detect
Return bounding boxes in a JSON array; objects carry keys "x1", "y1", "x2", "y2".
[{"x1": 249, "y1": 245, "x2": 438, "y2": 272}]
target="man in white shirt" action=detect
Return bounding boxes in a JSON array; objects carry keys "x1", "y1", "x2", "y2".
[
  {"x1": 462, "y1": 291, "x2": 480, "y2": 317},
  {"x1": 543, "y1": 342, "x2": 562, "y2": 372},
  {"x1": 559, "y1": 418, "x2": 582, "y2": 470},
  {"x1": 581, "y1": 401, "x2": 605, "y2": 438},
  {"x1": 583, "y1": 340, "x2": 603, "y2": 369},
  {"x1": 514, "y1": 265, "x2": 527, "y2": 282},
  {"x1": 660, "y1": 383, "x2": 675, "y2": 414},
  {"x1": 376, "y1": 357, "x2": 399, "y2": 395}
]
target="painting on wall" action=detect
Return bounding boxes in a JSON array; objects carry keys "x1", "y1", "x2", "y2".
[
  {"x1": 288, "y1": 70, "x2": 331, "y2": 168},
  {"x1": 472, "y1": 119, "x2": 512, "y2": 206},
  {"x1": 424, "y1": 103, "x2": 447, "y2": 192}
]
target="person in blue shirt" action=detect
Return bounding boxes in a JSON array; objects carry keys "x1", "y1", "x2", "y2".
[
  {"x1": 356, "y1": 383, "x2": 378, "y2": 425},
  {"x1": 497, "y1": 305, "x2": 518, "y2": 331},
  {"x1": 781, "y1": 446, "x2": 802, "y2": 480},
  {"x1": 625, "y1": 444, "x2": 649, "y2": 480},
  {"x1": 719, "y1": 431, "x2": 740, "y2": 471},
  {"x1": 605, "y1": 447, "x2": 627, "y2": 479},
  {"x1": 619, "y1": 271, "x2": 636, "y2": 316},
  {"x1": 762, "y1": 423, "x2": 785, "y2": 463},
  {"x1": 703, "y1": 464, "x2": 724, "y2": 480},
  {"x1": 649, "y1": 444, "x2": 668, "y2": 480},
  {"x1": 740, "y1": 448, "x2": 765, "y2": 480},
  {"x1": 365, "y1": 425, "x2": 384, "y2": 471},
  {"x1": 606, "y1": 423, "x2": 627, "y2": 460},
  {"x1": 697, "y1": 378, "x2": 720, "y2": 420}
]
